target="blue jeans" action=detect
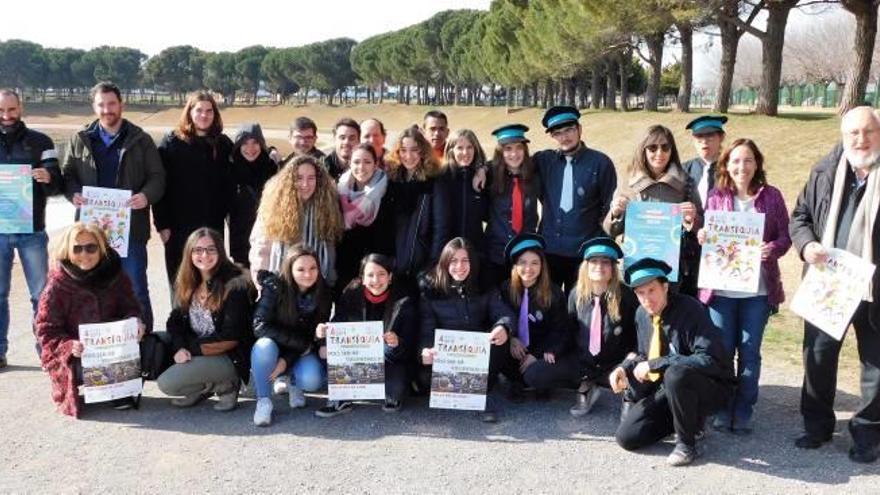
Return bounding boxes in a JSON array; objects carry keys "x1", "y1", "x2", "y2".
[
  {"x1": 0, "y1": 232, "x2": 49, "y2": 357},
  {"x1": 250, "y1": 337, "x2": 326, "y2": 399},
  {"x1": 120, "y1": 241, "x2": 153, "y2": 332},
  {"x1": 708, "y1": 295, "x2": 770, "y2": 426}
]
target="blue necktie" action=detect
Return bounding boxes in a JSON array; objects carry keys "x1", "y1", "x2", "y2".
[
  {"x1": 518, "y1": 289, "x2": 530, "y2": 348},
  {"x1": 560, "y1": 155, "x2": 573, "y2": 213}
]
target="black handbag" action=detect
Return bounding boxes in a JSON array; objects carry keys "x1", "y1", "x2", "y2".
[{"x1": 139, "y1": 332, "x2": 173, "y2": 381}]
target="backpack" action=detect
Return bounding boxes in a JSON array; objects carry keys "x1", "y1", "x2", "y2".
[{"x1": 139, "y1": 332, "x2": 173, "y2": 381}]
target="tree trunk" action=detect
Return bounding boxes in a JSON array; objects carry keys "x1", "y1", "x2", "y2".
[
  {"x1": 840, "y1": 1, "x2": 879, "y2": 114},
  {"x1": 618, "y1": 50, "x2": 630, "y2": 111},
  {"x1": 489, "y1": 83, "x2": 496, "y2": 107},
  {"x1": 645, "y1": 32, "x2": 664, "y2": 111},
  {"x1": 756, "y1": 1, "x2": 796, "y2": 116},
  {"x1": 714, "y1": 5, "x2": 740, "y2": 113},
  {"x1": 590, "y1": 64, "x2": 602, "y2": 109},
  {"x1": 604, "y1": 58, "x2": 618, "y2": 110},
  {"x1": 676, "y1": 22, "x2": 693, "y2": 112}
]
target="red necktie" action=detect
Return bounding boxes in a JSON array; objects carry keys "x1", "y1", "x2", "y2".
[{"x1": 512, "y1": 176, "x2": 523, "y2": 234}]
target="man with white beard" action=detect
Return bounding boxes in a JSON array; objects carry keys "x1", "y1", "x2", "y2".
[{"x1": 790, "y1": 106, "x2": 880, "y2": 463}]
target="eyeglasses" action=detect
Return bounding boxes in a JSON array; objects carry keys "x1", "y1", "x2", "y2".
[
  {"x1": 550, "y1": 126, "x2": 578, "y2": 138},
  {"x1": 192, "y1": 246, "x2": 219, "y2": 256},
  {"x1": 72, "y1": 243, "x2": 99, "y2": 255},
  {"x1": 646, "y1": 143, "x2": 672, "y2": 153}
]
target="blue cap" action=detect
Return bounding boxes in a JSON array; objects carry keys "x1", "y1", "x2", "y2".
[
  {"x1": 686, "y1": 115, "x2": 728, "y2": 135},
  {"x1": 542, "y1": 106, "x2": 581, "y2": 132},
  {"x1": 504, "y1": 233, "x2": 546, "y2": 264},
  {"x1": 579, "y1": 237, "x2": 624, "y2": 261},
  {"x1": 624, "y1": 258, "x2": 673, "y2": 288},
  {"x1": 492, "y1": 124, "x2": 530, "y2": 145}
]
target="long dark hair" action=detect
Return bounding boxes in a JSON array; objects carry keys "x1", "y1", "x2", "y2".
[
  {"x1": 489, "y1": 141, "x2": 537, "y2": 197},
  {"x1": 275, "y1": 244, "x2": 330, "y2": 326},
  {"x1": 508, "y1": 249, "x2": 552, "y2": 310},
  {"x1": 344, "y1": 253, "x2": 398, "y2": 328},
  {"x1": 430, "y1": 237, "x2": 479, "y2": 294},
  {"x1": 174, "y1": 227, "x2": 240, "y2": 312}
]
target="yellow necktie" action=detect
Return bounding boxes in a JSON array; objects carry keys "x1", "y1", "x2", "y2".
[{"x1": 648, "y1": 315, "x2": 662, "y2": 382}]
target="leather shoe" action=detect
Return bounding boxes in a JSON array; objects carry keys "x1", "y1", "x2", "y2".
[{"x1": 794, "y1": 433, "x2": 831, "y2": 449}]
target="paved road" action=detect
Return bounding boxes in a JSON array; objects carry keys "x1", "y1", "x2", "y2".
[{"x1": 1, "y1": 207, "x2": 877, "y2": 493}]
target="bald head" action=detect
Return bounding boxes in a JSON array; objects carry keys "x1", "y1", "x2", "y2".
[{"x1": 841, "y1": 106, "x2": 880, "y2": 169}]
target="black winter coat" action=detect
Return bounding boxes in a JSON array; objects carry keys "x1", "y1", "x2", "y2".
[
  {"x1": 486, "y1": 167, "x2": 541, "y2": 265},
  {"x1": 419, "y1": 277, "x2": 516, "y2": 349},
  {"x1": 154, "y1": 132, "x2": 234, "y2": 237},
  {"x1": 0, "y1": 121, "x2": 62, "y2": 232},
  {"x1": 167, "y1": 265, "x2": 256, "y2": 382},
  {"x1": 499, "y1": 280, "x2": 571, "y2": 357},
  {"x1": 436, "y1": 166, "x2": 488, "y2": 252},
  {"x1": 332, "y1": 283, "x2": 418, "y2": 363},
  {"x1": 252, "y1": 270, "x2": 332, "y2": 366}
]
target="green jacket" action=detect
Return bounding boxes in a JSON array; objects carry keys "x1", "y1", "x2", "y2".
[{"x1": 62, "y1": 119, "x2": 165, "y2": 243}]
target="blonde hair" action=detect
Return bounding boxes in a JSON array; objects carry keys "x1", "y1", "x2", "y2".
[
  {"x1": 575, "y1": 259, "x2": 623, "y2": 322},
  {"x1": 257, "y1": 156, "x2": 343, "y2": 243},
  {"x1": 386, "y1": 126, "x2": 441, "y2": 181},
  {"x1": 54, "y1": 222, "x2": 109, "y2": 262}
]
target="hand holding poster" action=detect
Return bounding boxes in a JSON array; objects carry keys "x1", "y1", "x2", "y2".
[
  {"x1": 622, "y1": 201, "x2": 682, "y2": 282},
  {"x1": 80, "y1": 186, "x2": 132, "y2": 257},
  {"x1": 79, "y1": 317, "x2": 142, "y2": 403},
  {"x1": 429, "y1": 329, "x2": 491, "y2": 411},
  {"x1": 698, "y1": 210, "x2": 765, "y2": 292},
  {"x1": 0, "y1": 164, "x2": 33, "y2": 234},
  {"x1": 791, "y1": 248, "x2": 876, "y2": 340},
  {"x1": 326, "y1": 321, "x2": 385, "y2": 401}
]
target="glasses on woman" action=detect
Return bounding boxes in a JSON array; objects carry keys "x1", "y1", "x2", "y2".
[
  {"x1": 192, "y1": 246, "x2": 219, "y2": 256},
  {"x1": 72, "y1": 243, "x2": 99, "y2": 255},
  {"x1": 646, "y1": 143, "x2": 671, "y2": 153}
]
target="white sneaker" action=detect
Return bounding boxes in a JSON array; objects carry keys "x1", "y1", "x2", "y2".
[
  {"x1": 253, "y1": 398, "x2": 273, "y2": 427},
  {"x1": 273, "y1": 376, "x2": 289, "y2": 395},
  {"x1": 289, "y1": 386, "x2": 306, "y2": 409}
]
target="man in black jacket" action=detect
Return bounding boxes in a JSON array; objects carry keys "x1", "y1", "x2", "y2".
[
  {"x1": 0, "y1": 88, "x2": 62, "y2": 366},
  {"x1": 322, "y1": 118, "x2": 360, "y2": 180},
  {"x1": 789, "y1": 106, "x2": 880, "y2": 463},
  {"x1": 610, "y1": 259, "x2": 732, "y2": 467}
]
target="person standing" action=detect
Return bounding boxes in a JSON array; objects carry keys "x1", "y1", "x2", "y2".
[
  {"x1": 154, "y1": 91, "x2": 233, "y2": 287},
  {"x1": 532, "y1": 106, "x2": 617, "y2": 293},
  {"x1": 422, "y1": 110, "x2": 450, "y2": 163},
  {"x1": 790, "y1": 106, "x2": 880, "y2": 463},
  {"x1": 361, "y1": 118, "x2": 388, "y2": 169},
  {"x1": 286, "y1": 116, "x2": 325, "y2": 161},
  {"x1": 682, "y1": 115, "x2": 727, "y2": 209},
  {"x1": 0, "y1": 88, "x2": 62, "y2": 366},
  {"x1": 62, "y1": 81, "x2": 165, "y2": 332},
  {"x1": 322, "y1": 118, "x2": 360, "y2": 181}
]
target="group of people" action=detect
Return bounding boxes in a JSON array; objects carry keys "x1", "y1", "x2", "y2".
[{"x1": 2, "y1": 80, "x2": 880, "y2": 466}]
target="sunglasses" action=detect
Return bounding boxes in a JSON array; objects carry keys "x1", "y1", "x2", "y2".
[
  {"x1": 192, "y1": 246, "x2": 219, "y2": 256},
  {"x1": 72, "y1": 243, "x2": 99, "y2": 255},
  {"x1": 646, "y1": 143, "x2": 672, "y2": 153}
]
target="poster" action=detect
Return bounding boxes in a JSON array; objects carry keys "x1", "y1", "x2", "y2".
[
  {"x1": 698, "y1": 210, "x2": 765, "y2": 292},
  {"x1": 621, "y1": 201, "x2": 682, "y2": 282},
  {"x1": 791, "y1": 248, "x2": 876, "y2": 341},
  {"x1": 79, "y1": 317, "x2": 142, "y2": 403},
  {"x1": 429, "y1": 329, "x2": 490, "y2": 411},
  {"x1": 326, "y1": 321, "x2": 385, "y2": 401},
  {"x1": 80, "y1": 186, "x2": 131, "y2": 258},
  {"x1": 0, "y1": 164, "x2": 33, "y2": 234}
]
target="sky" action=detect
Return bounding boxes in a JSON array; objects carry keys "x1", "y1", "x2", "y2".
[{"x1": 10, "y1": 0, "x2": 490, "y2": 55}]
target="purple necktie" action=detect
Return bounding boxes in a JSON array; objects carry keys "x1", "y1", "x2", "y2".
[
  {"x1": 589, "y1": 296, "x2": 602, "y2": 356},
  {"x1": 518, "y1": 289, "x2": 530, "y2": 348}
]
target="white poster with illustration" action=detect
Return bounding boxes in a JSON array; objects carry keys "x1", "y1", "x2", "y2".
[
  {"x1": 698, "y1": 210, "x2": 765, "y2": 292},
  {"x1": 791, "y1": 248, "x2": 876, "y2": 340},
  {"x1": 79, "y1": 317, "x2": 142, "y2": 403},
  {"x1": 80, "y1": 186, "x2": 131, "y2": 258},
  {"x1": 326, "y1": 321, "x2": 385, "y2": 401},
  {"x1": 429, "y1": 329, "x2": 490, "y2": 411}
]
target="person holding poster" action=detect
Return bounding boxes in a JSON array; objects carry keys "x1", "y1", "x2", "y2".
[
  {"x1": 498, "y1": 234, "x2": 574, "y2": 402},
  {"x1": 567, "y1": 237, "x2": 638, "y2": 418},
  {"x1": 62, "y1": 82, "x2": 165, "y2": 333},
  {"x1": 611, "y1": 259, "x2": 733, "y2": 467},
  {"x1": 34, "y1": 223, "x2": 145, "y2": 417},
  {"x1": 154, "y1": 91, "x2": 234, "y2": 287},
  {"x1": 0, "y1": 88, "x2": 62, "y2": 367},
  {"x1": 250, "y1": 245, "x2": 331, "y2": 426},
  {"x1": 314, "y1": 253, "x2": 417, "y2": 417},
  {"x1": 789, "y1": 106, "x2": 880, "y2": 463},
  {"x1": 419, "y1": 237, "x2": 515, "y2": 423},
  {"x1": 696, "y1": 139, "x2": 791, "y2": 435},
  {"x1": 604, "y1": 125, "x2": 702, "y2": 296},
  {"x1": 158, "y1": 228, "x2": 255, "y2": 413}
]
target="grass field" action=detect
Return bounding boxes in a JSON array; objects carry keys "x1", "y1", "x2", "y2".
[{"x1": 23, "y1": 101, "x2": 860, "y2": 389}]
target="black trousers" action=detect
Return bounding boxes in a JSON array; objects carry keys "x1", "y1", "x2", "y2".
[
  {"x1": 501, "y1": 351, "x2": 581, "y2": 391},
  {"x1": 227, "y1": 191, "x2": 257, "y2": 269},
  {"x1": 384, "y1": 358, "x2": 409, "y2": 402},
  {"x1": 546, "y1": 254, "x2": 579, "y2": 294},
  {"x1": 801, "y1": 302, "x2": 880, "y2": 447},
  {"x1": 616, "y1": 364, "x2": 729, "y2": 450}
]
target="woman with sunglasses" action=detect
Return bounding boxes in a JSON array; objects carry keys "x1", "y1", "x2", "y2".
[
  {"x1": 35, "y1": 223, "x2": 146, "y2": 417},
  {"x1": 603, "y1": 125, "x2": 703, "y2": 295}
]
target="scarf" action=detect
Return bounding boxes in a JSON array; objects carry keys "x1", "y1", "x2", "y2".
[
  {"x1": 337, "y1": 169, "x2": 388, "y2": 229},
  {"x1": 268, "y1": 202, "x2": 336, "y2": 285},
  {"x1": 821, "y1": 151, "x2": 880, "y2": 301},
  {"x1": 364, "y1": 287, "x2": 390, "y2": 304}
]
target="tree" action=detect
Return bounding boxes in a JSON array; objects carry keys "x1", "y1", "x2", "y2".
[
  {"x1": 44, "y1": 48, "x2": 86, "y2": 98},
  {"x1": 79, "y1": 47, "x2": 145, "y2": 93},
  {"x1": 839, "y1": 0, "x2": 880, "y2": 113},
  {"x1": 0, "y1": 40, "x2": 46, "y2": 98},
  {"x1": 234, "y1": 45, "x2": 268, "y2": 104},
  {"x1": 261, "y1": 48, "x2": 300, "y2": 104},
  {"x1": 144, "y1": 45, "x2": 206, "y2": 103},
  {"x1": 204, "y1": 52, "x2": 238, "y2": 104}
]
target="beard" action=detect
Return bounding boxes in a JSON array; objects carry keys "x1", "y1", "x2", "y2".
[{"x1": 845, "y1": 146, "x2": 880, "y2": 169}]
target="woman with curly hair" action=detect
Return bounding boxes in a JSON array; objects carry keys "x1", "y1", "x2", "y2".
[
  {"x1": 375, "y1": 126, "x2": 450, "y2": 295},
  {"x1": 249, "y1": 155, "x2": 343, "y2": 289}
]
